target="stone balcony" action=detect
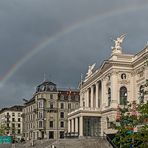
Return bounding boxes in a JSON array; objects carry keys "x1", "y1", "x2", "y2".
[{"x1": 68, "y1": 107, "x2": 101, "y2": 117}]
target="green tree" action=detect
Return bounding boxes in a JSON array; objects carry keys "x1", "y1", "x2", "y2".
[
  {"x1": 113, "y1": 101, "x2": 148, "y2": 148},
  {"x1": 0, "y1": 124, "x2": 8, "y2": 136}
]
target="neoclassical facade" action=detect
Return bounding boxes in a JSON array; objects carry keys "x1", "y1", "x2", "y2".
[
  {"x1": 22, "y1": 81, "x2": 79, "y2": 140},
  {"x1": 68, "y1": 35, "x2": 148, "y2": 137}
]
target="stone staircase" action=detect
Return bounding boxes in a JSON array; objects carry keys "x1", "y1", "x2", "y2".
[
  {"x1": 12, "y1": 138, "x2": 112, "y2": 148},
  {"x1": 46, "y1": 138, "x2": 111, "y2": 148}
]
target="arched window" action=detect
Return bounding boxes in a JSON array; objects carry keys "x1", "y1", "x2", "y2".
[
  {"x1": 108, "y1": 88, "x2": 111, "y2": 106},
  {"x1": 139, "y1": 85, "x2": 144, "y2": 103},
  {"x1": 120, "y1": 86, "x2": 127, "y2": 105}
]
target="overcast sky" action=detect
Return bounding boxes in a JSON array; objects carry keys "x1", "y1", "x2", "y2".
[{"x1": 0, "y1": 0, "x2": 148, "y2": 108}]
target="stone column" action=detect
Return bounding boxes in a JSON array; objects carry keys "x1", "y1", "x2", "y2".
[
  {"x1": 79, "y1": 116, "x2": 83, "y2": 137},
  {"x1": 91, "y1": 86, "x2": 94, "y2": 108},
  {"x1": 70, "y1": 120, "x2": 72, "y2": 132},
  {"x1": 68, "y1": 119, "x2": 71, "y2": 133},
  {"x1": 96, "y1": 82, "x2": 99, "y2": 108},
  {"x1": 71, "y1": 119, "x2": 74, "y2": 132},
  {"x1": 85, "y1": 89, "x2": 89, "y2": 107},
  {"x1": 75, "y1": 117, "x2": 78, "y2": 133}
]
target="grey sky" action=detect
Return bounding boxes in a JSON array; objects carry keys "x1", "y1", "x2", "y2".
[{"x1": 0, "y1": 0, "x2": 148, "y2": 108}]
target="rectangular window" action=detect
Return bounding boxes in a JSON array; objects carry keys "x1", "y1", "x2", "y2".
[
  {"x1": 18, "y1": 113, "x2": 21, "y2": 117},
  {"x1": 68, "y1": 103, "x2": 71, "y2": 109},
  {"x1": 39, "y1": 121, "x2": 43, "y2": 128},
  {"x1": 18, "y1": 129, "x2": 21, "y2": 134},
  {"x1": 7, "y1": 124, "x2": 9, "y2": 128},
  {"x1": 38, "y1": 112, "x2": 43, "y2": 119},
  {"x1": 12, "y1": 123, "x2": 15, "y2": 128},
  {"x1": 60, "y1": 121, "x2": 64, "y2": 128},
  {"x1": 18, "y1": 124, "x2": 20, "y2": 128},
  {"x1": 60, "y1": 112, "x2": 64, "y2": 118},
  {"x1": 12, "y1": 113, "x2": 15, "y2": 116},
  {"x1": 50, "y1": 94, "x2": 53, "y2": 99},
  {"x1": 49, "y1": 121, "x2": 53, "y2": 128},
  {"x1": 12, "y1": 118, "x2": 15, "y2": 122},
  {"x1": 50, "y1": 102, "x2": 54, "y2": 109},
  {"x1": 18, "y1": 118, "x2": 21, "y2": 122},
  {"x1": 38, "y1": 100, "x2": 43, "y2": 108},
  {"x1": 60, "y1": 103, "x2": 64, "y2": 109}
]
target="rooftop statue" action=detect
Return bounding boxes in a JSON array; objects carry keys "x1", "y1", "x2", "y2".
[
  {"x1": 86, "y1": 63, "x2": 96, "y2": 77},
  {"x1": 111, "y1": 34, "x2": 126, "y2": 50}
]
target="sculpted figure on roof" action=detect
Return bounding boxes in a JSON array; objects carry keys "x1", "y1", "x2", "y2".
[
  {"x1": 86, "y1": 63, "x2": 96, "y2": 77},
  {"x1": 112, "y1": 34, "x2": 126, "y2": 50}
]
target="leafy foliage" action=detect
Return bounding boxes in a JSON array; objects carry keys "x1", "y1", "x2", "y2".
[
  {"x1": 113, "y1": 101, "x2": 148, "y2": 147},
  {"x1": 0, "y1": 124, "x2": 8, "y2": 136}
]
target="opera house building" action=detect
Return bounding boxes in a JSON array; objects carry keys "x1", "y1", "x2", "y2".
[{"x1": 68, "y1": 35, "x2": 148, "y2": 137}]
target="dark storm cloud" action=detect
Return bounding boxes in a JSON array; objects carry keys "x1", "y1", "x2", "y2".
[{"x1": 0, "y1": 0, "x2": 148, "y2": 108}]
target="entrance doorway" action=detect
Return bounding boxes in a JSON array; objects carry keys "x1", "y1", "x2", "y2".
[
  {"x1": 49, "y1": 131, "x2": 54, "y2": 139},
  {"x1": 60, "y1": 131, "x2": 64, "y2": 139},
  {"x1": 41, "y1": 131, "x2": 44, "y2": 139},
  {"x1": 83, "y1": 117, "x2": 101, "y2": 137}
]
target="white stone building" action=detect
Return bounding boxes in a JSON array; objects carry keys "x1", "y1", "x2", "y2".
[
  {"x1": 68, "y1": 35, "x2": 148, "y2": 137},
  {"x1": 0, "y1": 105, "x2": 23, "y2": 140}
]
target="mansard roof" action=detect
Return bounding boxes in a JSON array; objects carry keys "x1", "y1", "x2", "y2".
[{"x1": 36, "y1": 81, "x2": 57, "y2": 93}]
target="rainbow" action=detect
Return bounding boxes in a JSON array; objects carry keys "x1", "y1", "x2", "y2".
[{"x1": 0, "y1": 2, "x2": 148, "y2": 88}]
